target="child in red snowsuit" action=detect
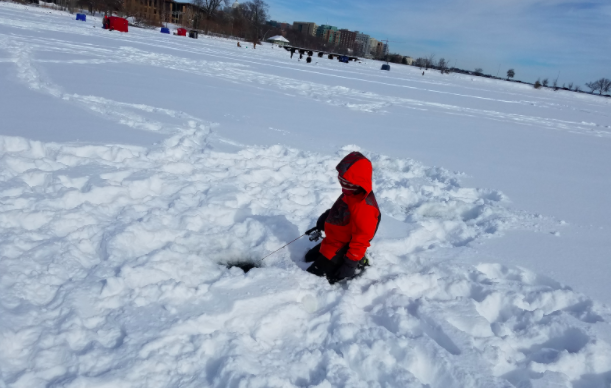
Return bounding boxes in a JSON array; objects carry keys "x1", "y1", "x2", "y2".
[{"x1": 306, "y1": 152, "x2": 381, "y2": 282}]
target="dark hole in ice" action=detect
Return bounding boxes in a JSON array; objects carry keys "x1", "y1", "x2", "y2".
[{"x1": 226, "y1": 261, "x2": 259, "y2": 273}]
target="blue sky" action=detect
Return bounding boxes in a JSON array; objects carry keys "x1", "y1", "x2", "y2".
[{"x1": 263, "y1": 0, "x2": 611, "y2": 86}]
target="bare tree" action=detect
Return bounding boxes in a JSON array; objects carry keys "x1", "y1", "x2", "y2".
[
  {"x1": 415, "y1": 57, "x2": 426, "y2": 69},
  {"x1": 474, "y1": 68, "x2": 483, "y2": 76},
  {"x1": 197, "y1": 0, "x2": 228, "y2": 33},
  {"x1": 437, "y1": 58, "x2": 448, "y2": 73},
  {"x1": 567, "y1": 82, "x2": 574, "y2": 90},
  {"x1": 586, "y1": 80, "x2": 599, "y2": 93},
  {"x1": 601, "y1": 78, "x2": 611, "y2": 95},
  {"x1": 507, "y1": 69, "x2": 515, "y2": 80},
  {"x1": 242, "y1": 0, "x2": 268, "y2": 43},
  {"x1": 542, "y1": 78, "x2": 549, "y2": 87},
  {"x1": 67, "y1": 0, "x2": 78, "y2": 14},
  {"x1": 552, "y1": 77, "x2": 559, "y2": 90},
  {"x1": 586, "y1": 78, "x2": 611, "y2": 95},
  {"x1": 574, "y1": 85, "x2": 581, "y2": 92},
  {"x1": 425, "y1": 54, "x2": 435, "y2": 70},
  {"x1": 191, "y1": 0, "x2": 204, "y2": 29},
  {"x1": 84, "y1": 0, "x2": 106, "y2": 16}
]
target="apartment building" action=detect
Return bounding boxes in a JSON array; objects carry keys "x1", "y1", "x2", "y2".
[
  {"x1": 293, "y1": 22, "x2": 318, "y2": 36},
  {"x1": 338, "y1": 29, "x2": 356, "y2": 50},
  {"x1": 290, "y1": 20, "x2": 381, "y2": 58},
  {"x1": 372, "y1": 41, "x2": 386, "y2": 58},
  {"x1": 326, "y1": 29, "x2": 340, "y2": 45},
  {"x1": 268, "y1": 20, "x2": 291, "y2": 30},
  {"x1": 316, "y1": 25, "x2": 337, "y2": 39},
  {"x1": 122, "y1": 0, "x2": 174, "y2": 25},
  {"x1": 368, "y1": 37, "x2": 378, "y2": 57},
  {"x1": 354, "y1": 31, "x2": 370, "y2": 57}
]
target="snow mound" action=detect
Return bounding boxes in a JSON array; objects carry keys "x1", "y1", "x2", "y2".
[{"x1": 1, "y1": 125, "x2": 610, "y2": 387}]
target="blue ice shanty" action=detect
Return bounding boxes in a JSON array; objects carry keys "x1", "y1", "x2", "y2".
[
  {"x1": 381, "y1": 64, "x2": 391, "y2": 71},
  {"x1": 76, "y1": 13, "x2": 86, "y2": 21},
  {"x1": 161, "y1": 27, "x2": 170, "y2": 34}
]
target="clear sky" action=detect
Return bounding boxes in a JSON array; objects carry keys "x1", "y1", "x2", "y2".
[{"x1": 263, "y1": 0, "x2": 611, "y2": 87}]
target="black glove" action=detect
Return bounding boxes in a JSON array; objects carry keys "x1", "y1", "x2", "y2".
[
  {"x1": 333, "y1": 257, "x2": 359, "y2": 282},
  {"x1": 316, "y1": 209, "x2": 330, "y2": 232}
]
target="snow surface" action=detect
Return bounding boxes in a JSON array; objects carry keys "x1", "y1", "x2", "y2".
[{"x1": 1, "y1": 3, "x2": 611, "y2": 387}]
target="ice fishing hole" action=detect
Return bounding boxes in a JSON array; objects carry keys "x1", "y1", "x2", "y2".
[{"x1": 226, "y1": 261, "x2": 260, "y2": 273}]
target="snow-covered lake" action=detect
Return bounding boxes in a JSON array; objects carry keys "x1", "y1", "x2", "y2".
[{"x1": 1, "y1": 3, "x2": 610, "y2": 387}]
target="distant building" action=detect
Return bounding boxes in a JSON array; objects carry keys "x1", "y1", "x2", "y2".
[
  {"x1": 338, "y1": 29, "x2": 356, "y2": 50},
  {"x1": 372, "y1": 41, "x2": 386, "y2": 58},
  {"x1": 324, "y1": 29, "x2": 340, "y2": 45},
  {"x1": 293, "y1": 22, "x2": 318, "y2": 36},
  {"x1": 267, "y1": 20, "x2": 290, "y2": 30},
  {"x1": 368, "y1": 38, "x2": 378, "y2": 57},
  {"x1": 316, "y1": 25, "x2": 337, "y2": 39},
  {"x1": 403, "y1": 56, "x2": 413, "y2": 65},
  {"x1": 354, "y1": 31, "x2": 370, "y2": 57},
  {"x1": 171, "y1": 1, "x2": 195, "y2": 26}
]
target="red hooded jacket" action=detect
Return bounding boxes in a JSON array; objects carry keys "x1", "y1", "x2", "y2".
[{"x1": 320, "y1": 152, "x2": 381, "y2": 262}]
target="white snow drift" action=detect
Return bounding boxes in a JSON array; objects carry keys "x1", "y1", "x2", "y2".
[{"x1": 2, "y1": 123, "x2": 610, "y2": 388}]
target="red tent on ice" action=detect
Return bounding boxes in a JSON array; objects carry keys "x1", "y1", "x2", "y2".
[
  {"x1": 102, "y1": 16, "x2": 128, "y2": 33},
  {"x1": 176, "y1": 28, "x2": 187, "y2": 36}
]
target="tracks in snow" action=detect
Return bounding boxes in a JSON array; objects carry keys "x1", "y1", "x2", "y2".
[{"x1": 1, "y1": 24, "x2": 610, "y2": 137}]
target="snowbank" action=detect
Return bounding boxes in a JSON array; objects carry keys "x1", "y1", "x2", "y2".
[{"x1": 1, "y1": 124, "x2": 610, "y2": 387}]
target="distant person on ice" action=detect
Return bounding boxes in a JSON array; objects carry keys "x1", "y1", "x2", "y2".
[{"x1": 306, "y1": 152, "x2": 381, "y2": 283}]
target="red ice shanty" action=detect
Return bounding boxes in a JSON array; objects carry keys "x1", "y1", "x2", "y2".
[
  {"x1": 176, "y1": 28, "x2": 187, "y2": 36},
  {"x1": 102, "y1": 16, "x2": 128, "y2": 33}
]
